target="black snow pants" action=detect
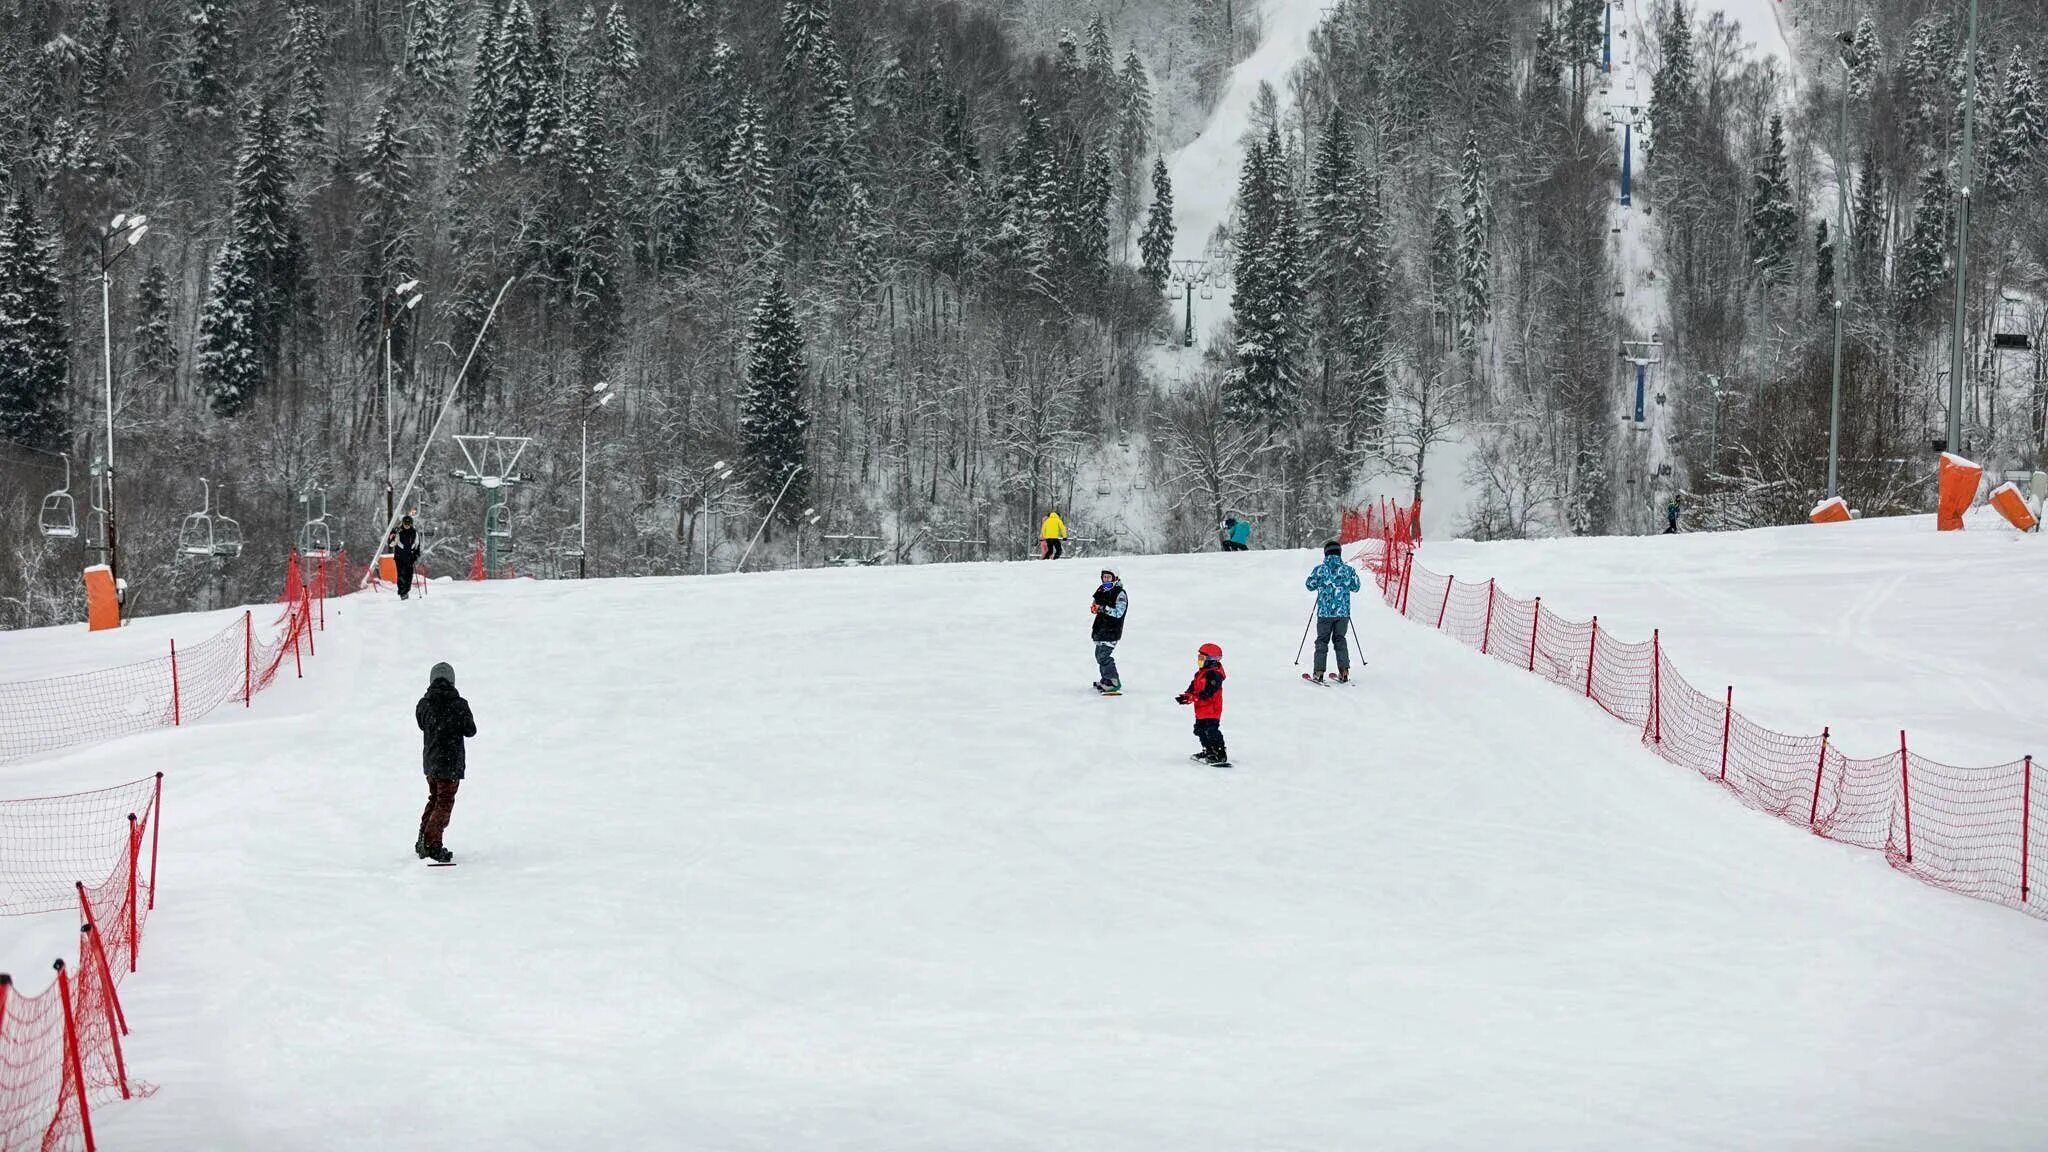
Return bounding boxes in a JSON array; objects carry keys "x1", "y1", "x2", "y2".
[{"x1": 1313, "y1": 616, "x2": 1352, "y2": 676}]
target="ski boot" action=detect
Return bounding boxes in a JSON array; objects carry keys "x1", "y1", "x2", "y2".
[{"x1": 429, "y1": 847, "x2": 454, "y2": 864}]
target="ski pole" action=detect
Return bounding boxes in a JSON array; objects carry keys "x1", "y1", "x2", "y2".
[{"x1": 1293, "y1": 602, "x2": 1317, "y2": 665}]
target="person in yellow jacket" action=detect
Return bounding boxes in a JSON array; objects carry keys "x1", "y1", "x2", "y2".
[{"x1": 1040, "y1": 510, "x2": 1068, "y2": 559}]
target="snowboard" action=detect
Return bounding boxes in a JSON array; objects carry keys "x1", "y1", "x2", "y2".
[
  {"x1": 1189, "y1": 753, "x2": 1232, "y2": 768},
  {"x1": 427, "y1": 859, "x2": 458, "y2": 867},
  {"x1": 1091, "y1": 683, "x2": 1122, "y2": 696}
]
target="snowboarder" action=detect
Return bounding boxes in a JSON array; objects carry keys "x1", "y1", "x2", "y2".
[
  {"x1": 1176, "y1": 643, "x2": 1228, "y2": 765},
  {"x1": 1040, "y1": 510, "x2": 1068, "y2": 559},
  {"x1": 1090, "y1": 569, "x2": 1128, "y2": 694},
  {"x1": 1664, "y1": 497, "x2": 1681, "y2": 535},
  {"x1": 1304, "y1": 541, "x2": 1361, "y2": 683},
  {"x1": 388, "y1": 515, "x2": 422, "y2": 600},
  {"x1": 414, "y1": 661, "x2": 476, "y2": 864}
]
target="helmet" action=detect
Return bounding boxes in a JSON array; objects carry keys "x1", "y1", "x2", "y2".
[
  {"x1": 1198, "y1": 642, "x2": 1222, "y2": 662},
  {"x1": 1323, "y1": 540, "x2": 1342, "y2": 556},
  {"x1": 1099, "y1": 569, "x2": 1118, "y2": 585}
]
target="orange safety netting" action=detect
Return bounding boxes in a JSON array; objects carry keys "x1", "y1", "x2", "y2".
[
  {"x1": 0, "y1": 776, "x2": 160, "y2": 1152},
  {"x1": 1356, "y1": 506, "x2": 2048, "y2": 923}
]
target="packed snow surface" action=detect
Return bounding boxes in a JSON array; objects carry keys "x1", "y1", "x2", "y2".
[{"x1": 3, "y1": 539, "x2": 2047, "y2": 1149}]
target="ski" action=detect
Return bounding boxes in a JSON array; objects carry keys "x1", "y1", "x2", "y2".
[{"x1": 427, "y1": 860, "x2": 458, "y2": 867}]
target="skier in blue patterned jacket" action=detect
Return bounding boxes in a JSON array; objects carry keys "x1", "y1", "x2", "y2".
[{"x1": 1304, "y1": 542, "x2": 1362, "y2": 683}]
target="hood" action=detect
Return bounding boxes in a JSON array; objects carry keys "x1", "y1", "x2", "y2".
[{"x1": 429, "y1": 662, "x2": 455, "y2": 687}]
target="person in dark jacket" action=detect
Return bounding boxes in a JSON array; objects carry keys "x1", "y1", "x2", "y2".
[
  {"x1": 1090, "y1": 570, "x2": 1129, "y2": 693},
  {"x1": 414, "y1": 662, "x2": 475, "y2": 862},
  {"x1": 1664, "y1": 497, "x2": 1681, "y2": 535},
  {"x1": 1175, "y1": 643, "x2": 1228, "y2": 764},
  {"x1": 388, "y1": 515, "x2": 422, "y2": 600}
]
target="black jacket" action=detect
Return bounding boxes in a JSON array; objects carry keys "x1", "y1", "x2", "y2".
[
  {"x1": 416, "y1": 681, "x2": 476, "y2": 780},
  {"x1": 392, "y1": 526, "x2": 420, "y2": 566},
  {"x1": 1091, "y1": 583, "x2": 1128, "y2": 642}
]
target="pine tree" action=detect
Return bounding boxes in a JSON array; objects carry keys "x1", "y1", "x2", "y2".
[
  {"x1": 1139, "y1": 156, "x2": 1174, "y2": 293},
  {"x1": 1115, "y1": 47, "x2": 1152, "y2": 248},
  {"x1": 196, "y1": 239, "x2": 264, "y2": 415},
  {"x1": 791, "y1": 34, "x2": 856, "y2": 254},
  {"x1": 599, "y1": 4, "x2": 639, "y2": 87},
  {"x1": 1988, "y1": 47, "x2": 2044, "y2": 199},
  {"x1": 356, "y1": 100, "x2": 416, "y2": 344},
  {"x1": 721, "y1": 96, "x2": 780, "y2": 259},
  {"x1": 0, "y1": 194, "x2": 69, "y2": 451},
  {"x1": 494, "y1": 0, "x2": 545, "y2": 155},
  {"x1": 1428, "y1": 196, "x2": 1458, "y2": 344},
  {"x1": 1899, "y1": 163, "x2": 1953, "y2": 309},
  {"x1": 134, "y1": 261, "x2": 178, "y2": 402},
  {"x1": 76, "y1": 2, "x2": 126, "y2": 161},
  {"x1": 1749, "y1": 114, "x2": 1797, "y2": 281},
  {"x1": 740, "y1": 279, "x2": 810, "y2": 516},
  {"x1": 404, "y1": 0, "x2": 458, "y2": 93},
  {"x1": 1844, "y1": 15, "x2": 1881, "y2": 99},
  {"x1": 780, "y1": 0, "x2": 832, "y2": 89},
  {"x1": 522, "y1": 5, "x2": 565, "y2": 157},
  {"x1": 183, "y1": 0, "x2": 235, "y2": 122},
  {"x1": 1456, "y1": 130, "x2": 1491, "y2": 351},
  {"x1": 1648, "y1": 1, "x2": 1695, "y2": 161},
  {"x1": 283, "y1": 5, "x2": 329, "y2": 161},
  {"x1": 640, "y1": 163, "x2": 703, "y2": 275},
  {"x1": 1851, "y1": 152, "x2": 1883, "y2": 280},
  {"x1": 1227, "y1": 127, "x2": 1304, "y2": 420},
  {"x1": 459, "y1": 0, "x2": 507, "y2": 170},
  {"x1": 1073, "y1": 145, "x2": 1114, "y2": 284}
]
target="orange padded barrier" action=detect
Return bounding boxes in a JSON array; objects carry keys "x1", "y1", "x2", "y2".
[
  {"x1": 1937, "y1": 453, "x2": 1982, "y2": 531},
  {"x1": 1989, "y1": 482, "x2": 2038, "y2": 532},
  {"x1": 83, "y1": 565, "x2": 120, "y2": 632},
  {"x1": 1809, "y1": 497, "x2": 1851, "y2": 524}
]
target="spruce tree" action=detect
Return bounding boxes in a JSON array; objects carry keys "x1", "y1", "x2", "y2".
[
  {"x1": 1814, "y1": 219, "x2": 1834, "y2": 304},
  {"x1": 283, "y1": 5, "x2": 330, "y2": 161},
  {"x1": 721, "y1": 96, "x2": 780, "y2": 260},
  {"x1": 199, "y1": 100, "x2": 306, "y2": 413},
  {"x1": 1648, "y1": 1, "x2": 1695, "y2": 161},
  {"x1": 1899, "y1": 164, "x2": 1953, "y2": 309},
  {"x1": 1844, "y1": 15, "x2": 1881, "y2": 99},
  {"x1": 600, "y1": 4, "x2": 640, "y2": 87},
  {"x1": 196, "y1": 239, "x2": 264, "y2": 415},
  {"x1": 740, "y1": 279, "x2": 810, "y2": 516},
  {"x1": 0, "y1": 194, "x2": 70, "y2": 451},
  {"x1": 1988, "y1": 48, "x2": 2044, "y2": 199},
  {"x1": 1116, "y1": 47, "x2": 1152, "y2": 247},
  {"x1": 494, "y1": 0, "x2": 544, "y2": 155},
  {"x1": 134, "y1": 262, "x2": 178, "y2": 403},
  {"x1": 1456, "y1": 130, "x2": 1491, "y2": 351},
  {"x1": 404, "y1": 0, "x2": 458, "y2": 93},
  {"x1": 183, "y1": 0, "x2": 235, "y2": 122},
  {"x1": 357, "y1": 100, "x2": 416, "y2": 344},
  {"x1": 1748, "y1": 114, "x2": 1797, "y2": 282},
  {"x1": 1850, "y1": 153, "x2": 1883, "y2": 280},
  {"x1": 1139, "y1": 157, "x2": 1174, "y2": 293},
  {"x1": 1227, "y1": 129, "x2": 1304, "y2": 420},
  {"x1": 459, "y1": 0, "x2": 507, "y2": 170},
  {"x1": 1308, "y1": 106, "x2": 1356, "y2": 405},
  {"x1": 1428, "y1": 196, "x2": 1458, "y2": 343}
]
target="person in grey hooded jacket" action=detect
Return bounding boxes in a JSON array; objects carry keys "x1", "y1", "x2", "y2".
[{"x1": 415, "y1": 662, "x2": 475, "y2": 862}]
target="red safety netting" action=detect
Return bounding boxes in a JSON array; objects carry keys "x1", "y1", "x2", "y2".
[
  {"x1": 0, "y1": 776, "x2": 159, "y2": 1152},
  {"x1": 1358, "y1": 504, "x2": 2048, "y2": 924},
  {"x1": 0, "y1": 552, "x2": 360, "y2": 767}
]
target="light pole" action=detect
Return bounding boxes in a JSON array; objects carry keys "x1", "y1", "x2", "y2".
[
  {"x1": 578, "y1": 381, "x2": 616, "y2": 579},
  {"x1": 384, "y1": 278, "x2": 424, "y2": 524},
  {"x1": 95, "y1": 213, "x2": 148, "y2": 596},
  {"x1": 738, "y1": 463, "x2": 804, "y2": 573},
  {"x1": 1947, "y1": 0, "x2": 1981, "y2": 456}
]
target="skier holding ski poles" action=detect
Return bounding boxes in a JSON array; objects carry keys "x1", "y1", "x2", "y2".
[{"x1": 1303, "y1": 541, "x2": 1361, "y2": 684}]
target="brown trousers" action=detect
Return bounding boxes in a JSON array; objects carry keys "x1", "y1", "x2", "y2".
[{"x1": 418, "y1": 778, "x2": 460, "y2": 850}]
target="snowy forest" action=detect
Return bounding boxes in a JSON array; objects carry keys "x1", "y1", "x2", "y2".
[{"x1": 0, "y1": 0, "x2": 2042, "y2": 625}]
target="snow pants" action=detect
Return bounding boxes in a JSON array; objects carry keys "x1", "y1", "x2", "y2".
[
  {"x1": 396, "y1": 559, "x2": 416, "y2": 598},
  {"x1": 1041, "y1": 538, "x2": 1064, "y2": 560},
  {"x1": 1193, "y1": 718, "x2": 1225, "y2": 753},
  {"x1": 1094, "y1": 641, "x2": 1120, "y2": 685},
  {"x1": 1313, "y1": 616, "x2": 1351, "y2": 676},
  {"x1": 419, "y1": 777, "x2": 460, "y2": 850}
]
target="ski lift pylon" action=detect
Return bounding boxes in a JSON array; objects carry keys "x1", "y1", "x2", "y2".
[{"x1": 37, "y1": 453, "x2": 77, "y2": 539}]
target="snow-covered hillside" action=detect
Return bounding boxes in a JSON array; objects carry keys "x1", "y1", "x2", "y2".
[{"x1": 4, "y1": 536, "x2": 2047, "y2": 1149}]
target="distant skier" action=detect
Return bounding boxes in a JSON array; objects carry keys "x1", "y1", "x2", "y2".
[
  {"x1": 414, "y1": 662, "x2": 476, "y2": 864},
  {"x1": 1176, "y1": 643, "x2": 1229, "y2": 765},
  {"x1": 1222, "y1": 517, "x2": 1252, "y2": 552},
  {"x1": 1664, "y1": 497, "x2": 1681, "y2": 535},
  {"x1": 1040, "y1": 510, "x2": 1069, "y2": 559},
  {"x1": 1304, "y1": 541, "x2": 1361, "y2": 684},
  {"x1": 1090, "y1": 569, "x2": 1128, "y2": 694},
  {"x1": 388, "y1": 515, "x2": 422, "y2": 600}
]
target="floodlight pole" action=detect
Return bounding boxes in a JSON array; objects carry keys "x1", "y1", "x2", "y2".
[
  {"x1": 1827, "y1": 41, "x2": 1853, "y2": 501},
  {"x1": 95, "y1": 213, "x2": 148, "y2": 592},
  {"x1": 1947, "y1": 0, "x2": 1980, "y2": 456}
]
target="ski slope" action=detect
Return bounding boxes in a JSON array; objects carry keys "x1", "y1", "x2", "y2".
[{"x1": 4, "y1": 542, "x2": 2048, "y2": 1149}]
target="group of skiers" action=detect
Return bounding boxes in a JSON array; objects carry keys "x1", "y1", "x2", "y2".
[
  {"x1": 1083, "y1": 539, "x2": 1363, "y2": 767},
  {"x1": 1038, "y1": 510, "x2": 1256, "y2": 559}
]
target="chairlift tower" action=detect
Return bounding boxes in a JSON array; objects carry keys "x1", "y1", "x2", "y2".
[
  {"x1": 449, "y1": 434, "x2": 533, "y2": 579},
  {"x1": 1621, "y1": 337, "x2": 1663, "y2": 429}
]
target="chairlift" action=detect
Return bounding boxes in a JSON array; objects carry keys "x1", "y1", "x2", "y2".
[
  {"x1": 1095, "y1": 482, "x2": 1112, "y2": 497},
  {"x1": 177, "y1": 479, "x2": 243, "y2": 559},
  {"x1": 1200, "y1": 283, "x2": 1214, "y2": 300},
  {"x1": 38, "y1": 453, "x2": 78, "y2": 539},
  {"x1": 297, "y1": 484, "x2": 334, "y2": 558},
  {"x1": 485, "y1": 502, "x2": 513, "y2": 540}
]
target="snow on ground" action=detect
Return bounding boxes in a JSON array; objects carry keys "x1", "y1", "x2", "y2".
[
  {"x1": 1424, "y1": 510, "x2": 2045, "y2": 766},
  {"x1": 3, "y1": 539, "x2": 2046, "y2": 1149},
  {"x1": 0, "y1": 602, "x2": 251, "y2": 681}
]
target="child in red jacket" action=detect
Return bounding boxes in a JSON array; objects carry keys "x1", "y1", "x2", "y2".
[{"x1": 1176, "y1": 642, "x2": 1228, "y2": 765}]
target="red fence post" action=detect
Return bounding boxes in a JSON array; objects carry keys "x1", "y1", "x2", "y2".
[
  {"x1": 2024, "y1": 756, "x2": 2034, "y2": 903},
  {"x1": 1479, "y1": 579, "x2": 1497, "y2": 654},
  {"x1": 1650, "y1": 629, "x2": 1662, "y2": 745},
  {"x1": 1719, "y1": 686, "x2": 1733, "y2": 782},
  {"x1": 1435, "y1": 579, "x2": 1453, "y2": 630},
  {"x1": 0, "y1": 973, "x2": 9, "y2": 1045},
  {"x1": 168, "y1": 639, "x2": 180, "y2": 726},
  {"x1": 243, "y1": 610, "x2": 253, "y2": 707},
  {"x1": 1398, "y1": 551, "x2": 1415, "y2": 617},
  {"x1": 1809, "y1": 727, "x2": 1832, "y2": 829},
  {"x1": 125, "y1": 814, "x2": 139, "y2": 972},
  {"x1": 80, "y1": 927, "x2": 131, "y2": 1102},
  {"x1": 292, "y1": 612, "x2": 305, "y2": 679},
  {"x1": 53, "y1": 960, "x2": 95, "y2": 1152},
  {"x1": 148, "y1": 774, "x2": 161, "y2": 911},
  {"x1": 303, "y1": 591, "x2": 315, "y2": 657},
  {"x1": 1898, "y1": 731, "x2": 1914, "y2": 864},
  {"x1": 1527, "y1": 598, "x2": 1541, "y2": 672},
  {"x1": 1584, "y1": 617, "x2": 1599, "y2": 699}
]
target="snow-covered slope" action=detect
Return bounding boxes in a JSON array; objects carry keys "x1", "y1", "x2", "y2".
[{"x1": 4, "y1": 538, "x2": 2046, "y2": 1149}]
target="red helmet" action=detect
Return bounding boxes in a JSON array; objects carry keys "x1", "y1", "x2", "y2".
[{"x1": 1198, "y1": 642, "x2": 1223, "y2": 662}]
